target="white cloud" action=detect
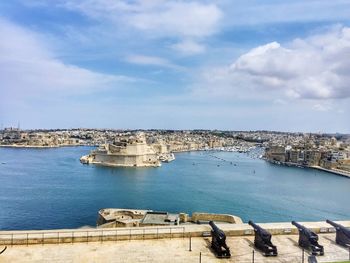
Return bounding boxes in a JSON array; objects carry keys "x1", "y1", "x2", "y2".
[
  {"x1": 43, "y1": 0, "x2": 222, "y2": 55},
  {"x1": 171, "y1": 39, "x2": 206, "y2": 55},
  {"x1": 0, "y1": 18, "x2": 131, "y2": 103},
  {"x1": 230, "y1": 26, "x2": 350, "y2": 99},
  {"x1": 59, "y1": 0, "x2": 222, "y2": 38},
  {"x1": 126, "y1": 1, "x2": 222, "y2": 38},
  {"x1": 312, "y1": 103, "x2": 332, "y2": 112},
  {"x1": 125, "y1": 54, "x2": 183, "y2": 70}
]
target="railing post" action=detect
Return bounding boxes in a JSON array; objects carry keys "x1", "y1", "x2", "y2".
[
  {"x1": 101, "y1": 231, "x2": 103, "y2": 243},
  {"x1": 302, "y1": 248, "x2": 304, "y2": 263},
  {"x1": 86, "y1": 231, "x2": 88, "y2": 244},
  {"x1": 129, "y1": 229, "x2": 131, "y2": 241},
  {"x1": 170, "y1": 228, "x2": 172, "y2": 239},
  {"x1": 157, "y1": 228, "x2": 159, "y2": 239},
  {"x1": 199, "y1": 252, "x2": 202, "y2": 263},
  {"x1": 252, "y1": 250, "x2": 255, "y2": 263},
  {"x1": 26, "y1": 233, "x2": 28, "y2": 246},
  {"x1": 189, "y1": 235, "x2": 192, "y2": 252},
  {"x1": 143, "y1": 228, "x2": 145, "y2": 240},
  {"x1": 57, "y1": 232, "x2": 59, "y2": 245},
  {"x1": 72, "y1": 232, "x2": 74, "y2": 244},
  {"x1": 11, "y1": 233, "x2": 13, "y2": 247},
  {"x1": 42, "y1": 233, "x2": 44, "y2": 246}
]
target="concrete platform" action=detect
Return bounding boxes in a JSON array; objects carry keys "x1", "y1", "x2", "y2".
[{"x1": 1, "y1": 233, "x2": 349, "y2": 262}]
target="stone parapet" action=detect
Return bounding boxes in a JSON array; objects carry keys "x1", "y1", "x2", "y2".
[
  {"x1": 190, "y1": 213, "x2": 243, "y2": 224},
  {"x1": 1, "y1": 220, "x2": 349, "y2": 246}
]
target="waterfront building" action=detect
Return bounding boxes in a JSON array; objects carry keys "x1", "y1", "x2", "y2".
[
  {"x1": 265, "y1": 145, "x2": 286, "y2": 162},
  {"x1": 337, "y1": 159, "x2": 350, "y2": 172},
  {"x1": 290, "y1": 149, "x2": 299, "y2": 163}
]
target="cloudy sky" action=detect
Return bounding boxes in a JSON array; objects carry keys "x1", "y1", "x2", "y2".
[{"x1": 0, "y1": 0, "x2": 350, "y2": 132}]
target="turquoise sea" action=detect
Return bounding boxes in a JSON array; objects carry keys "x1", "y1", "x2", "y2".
[{"x1": 0, "y1": 146, "x2": 349, "y2": 230}]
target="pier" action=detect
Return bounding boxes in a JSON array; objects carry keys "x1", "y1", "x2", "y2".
[
  {"x1": 310, "y1": 166, "x2": 350, "y2": 178},
  {"x1": 267, "y1": 159, "x2": 350, "y2": 179}
]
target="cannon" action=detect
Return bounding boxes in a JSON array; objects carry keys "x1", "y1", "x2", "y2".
[
  {"x1": 209, "y1": 221, "x2": 231, "y2": 258},
  {"x1": 248, "y1": 220, "x2": 278, "y2": 256},
  {"x1": 292, "y1": 221, "x2": 324, "y2": 256},
  {"x1": 326, "y1": 220, "x2": 350, "y2": 247}
]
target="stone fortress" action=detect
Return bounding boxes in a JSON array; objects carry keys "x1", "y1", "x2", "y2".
[
  {"x1": 80, "y1": 132, "x2": 175, "y2": 167},
  {"x1": 96, "y1": 208, "x2": 243, "y2": 228}
]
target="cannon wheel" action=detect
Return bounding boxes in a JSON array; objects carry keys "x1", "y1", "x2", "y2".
[{"x1": 0, "y1": 246, "x2": 7, "y2": 255}]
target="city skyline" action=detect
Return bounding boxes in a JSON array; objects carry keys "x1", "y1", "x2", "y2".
[{"x1": 1, "y1": 1, "x2": 350, "y2": 132}]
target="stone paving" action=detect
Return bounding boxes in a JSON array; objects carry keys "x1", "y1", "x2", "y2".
[{"x1": 0, "y1": 234, "x2": 349, "y2": 263}]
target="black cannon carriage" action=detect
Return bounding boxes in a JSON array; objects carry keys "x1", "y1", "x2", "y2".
[
  {"x1": 209, "y1": 221, "x2": 231, "y2": 258},
  {"x1": 326, "y1": 220, "x2": 350, "y2": 247},
  {"x1": 292, "y1": 221, "x2": 324, "y2": 256},
  {"x1": 248, "y1": 220, "x2": 278, "y2": 256}
]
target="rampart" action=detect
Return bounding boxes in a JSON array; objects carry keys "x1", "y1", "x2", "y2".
[
  {"x1": 190, "y1": 212, "x2": 243, "y2": 224},
  {"x1": 1, "y1": 220, "x2": 349, "y2": 246}
]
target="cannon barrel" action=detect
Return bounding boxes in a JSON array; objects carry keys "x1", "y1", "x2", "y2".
[
  {"x1": 248, "y1": 220, "x2": 260, "y2": 229},
  {"x1": 209, "y1": 221, "x2": 220, "y2": 232},
  {"x1": 292, "y1": 221, "x2": 304, "y2": 229},
  {"x1": 249, "y1": 221, "x2": 271, "y2": 238},
  {"x1": 209, "y1": 221, "x2": 226, "y2": 242},
  {"x1": 326, "y1": 220, "x2": 345, "y2": 230},
  {"x1": 326, "y1": 219, "x2": 350, "y2": 238},
  {"x1": 326, "y1": 220, "x2": 350, "y2": 236},
  {"x1": 292, "y1": 221, "x2": 317, "y2": 237},
  {"x1": 326, "y1": 220, "x2": 339, "y2": 228}
]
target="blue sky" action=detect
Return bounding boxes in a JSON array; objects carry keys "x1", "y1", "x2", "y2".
[{"x1": 0, "y1": 0, "x2": 350, "y2": 132}]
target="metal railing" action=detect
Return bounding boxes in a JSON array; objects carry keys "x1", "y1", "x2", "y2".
[{"x1": 0, "y1": 226, "x2": 186, "y2": 246}]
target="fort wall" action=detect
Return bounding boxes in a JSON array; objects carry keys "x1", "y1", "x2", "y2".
[{"x1": 1, "y1": 221, "x2": 349, "y2": 246}]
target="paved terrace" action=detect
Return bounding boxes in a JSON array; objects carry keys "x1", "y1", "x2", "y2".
[{"x1": 1, "y1": 221, "x2": 350, "y2": 262}]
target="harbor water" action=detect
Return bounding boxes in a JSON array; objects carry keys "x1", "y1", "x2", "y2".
[{"x1": 0, "y1": 146, "x2": 349, "y2": 230}]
